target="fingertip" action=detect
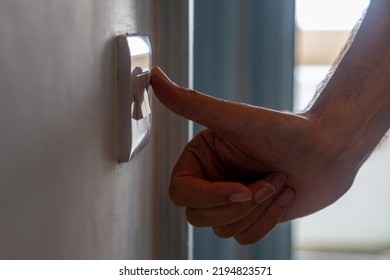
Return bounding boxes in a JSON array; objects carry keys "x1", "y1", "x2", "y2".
[
  {"x1": 234, "y1": 187, "x2": 295, "y2": 245},
  {"x1": 249, "y1": 174, "x2": 287, "y2": 205},
  {"x1": 229, "y1": 191, "x2": 252, "y2": 203},
  {"x1": 150, "y1": 66, "x2": 181, "y2": 113},
  {"x1": 150, "y1": 66, "x2": 166, "y2": 88},
  {"x1": 151, "y1": 66, "x2": 168, "y2": 82},
  {"x1": 150, "y1": 66, "x2": 158, "y2": 84},
  {"x1": 150, "y1": 66, "x2": 239, "y2": 133},
  {"x1": 277, "y1": 188, "x2": 295, "y2": 206},
  {"x1": 151, "y1": 66, "x2": 161, "y2": 73},
  {"x1": 253, "y1": 183, "x2": 275, "y2": 204}
]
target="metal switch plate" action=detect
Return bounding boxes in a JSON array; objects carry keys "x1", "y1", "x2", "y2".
[
  {"x1": 117, "y1": 35, "x2": 152, "y2": 162},
  {"x1": 132, "y1": 69, "x2": 151, "y2": 120}
]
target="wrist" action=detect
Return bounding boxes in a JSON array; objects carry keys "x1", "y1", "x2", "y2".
[{"x1": 303, "y1": 105, "x2": 388, "y2": 173}]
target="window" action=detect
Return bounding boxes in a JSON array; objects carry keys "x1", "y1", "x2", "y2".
[{"x1": 293, "y1": 0, "x2": 390, "y2": 260}]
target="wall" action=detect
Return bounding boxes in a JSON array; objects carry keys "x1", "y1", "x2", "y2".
[{"x1": 0, "y1": 0, "x2": 189, "y2": 259}]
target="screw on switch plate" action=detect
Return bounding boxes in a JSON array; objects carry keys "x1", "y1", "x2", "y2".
[{"x1": 117, "y1": 35, "x2": 152, "y2": 162}]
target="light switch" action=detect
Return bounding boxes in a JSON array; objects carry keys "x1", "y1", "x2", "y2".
[
  {"x1": 117, "y1": 35, "x2": 152, "y2": 162},
  {"x1": 132, "y1": 69, "x2": 151, "y2": 120}
]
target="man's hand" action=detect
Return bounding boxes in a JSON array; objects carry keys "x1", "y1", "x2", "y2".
[
  {"x1": 150, "y1": 67, "x2": 357, "y2": 244},
  {"x1": 150, "y1": 0, "x2": 390, "y2": 245}
]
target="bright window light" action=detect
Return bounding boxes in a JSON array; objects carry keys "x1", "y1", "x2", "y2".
[{"x1": 296, "y1": 0, "x2": 371, "y2": 31}]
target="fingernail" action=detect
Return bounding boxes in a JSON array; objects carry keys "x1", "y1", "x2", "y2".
[
  {"x1": 268, "y1": 173, "x2": 287, "y2": 190},
  {"x1": 254, "y1": 183, "x2": 275, "y2": 204},
  {"x1": 229, "y1": 192, "x2": 252, "y2": 202},
  {"x1": 277, "y1": 189, "x2": 295, "y2": 206}
]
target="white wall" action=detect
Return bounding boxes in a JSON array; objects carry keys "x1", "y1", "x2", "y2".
[{"x1": 0, "y1": 0, "x2": 189, "y2": 259}]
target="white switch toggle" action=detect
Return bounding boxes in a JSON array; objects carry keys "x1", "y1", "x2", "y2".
[
  {"x1": 132, "y1": 69, "x2": 151, "y2": 120},
  {"x1": 117, "y1": 35, "x2": 152, "y2": 162}
]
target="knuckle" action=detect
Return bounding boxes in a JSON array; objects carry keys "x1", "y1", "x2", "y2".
[
  {"x1": 213, "y1": 226, "x2": 235, "y2": 239},
  {"x1": 169, "y1": 192, "x2": 183, "y2": 207},
  {"x1": 234, "y1": 234, "x2": 258, "y2": 246},
  {"x1": 169, "y1": 183, "x2": 186, "y2": 207},
  {"x1": 185, "y1": 208, "x2": 207, "y2": 227}
]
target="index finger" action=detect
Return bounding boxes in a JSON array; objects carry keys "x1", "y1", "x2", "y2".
[{"x1": 151, "y1": 67, "x2": 261, "y2": 136}]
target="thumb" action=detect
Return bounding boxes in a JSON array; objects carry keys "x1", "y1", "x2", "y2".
[{"x1": 150, "y1": 66, "x2": 259, "y2": 133}]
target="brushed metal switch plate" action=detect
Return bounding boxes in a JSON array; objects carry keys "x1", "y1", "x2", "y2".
[{"x1": 117, "y1": 35, "x2": 152, "y2": 162}]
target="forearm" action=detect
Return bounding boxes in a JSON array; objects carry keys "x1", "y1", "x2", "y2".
[{"x1": 305, "y1": 0, "x2": 390, "y2": 168}]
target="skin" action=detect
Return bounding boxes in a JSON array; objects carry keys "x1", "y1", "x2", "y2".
[{"x1": 150, "y1": 0, "x2": 390, "y2": 245}]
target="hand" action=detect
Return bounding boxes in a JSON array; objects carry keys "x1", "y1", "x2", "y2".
[{"x1": 150, "y1": 67, "x2": 358, "y2": 244}]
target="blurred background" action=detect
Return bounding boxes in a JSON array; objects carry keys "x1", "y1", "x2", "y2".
[
  {"x1": 293, "y1": 0, "x2": 390, "y2": 260},
  {"x1": 193, "y1": 0, "x2": 390, "y2": 259}
]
